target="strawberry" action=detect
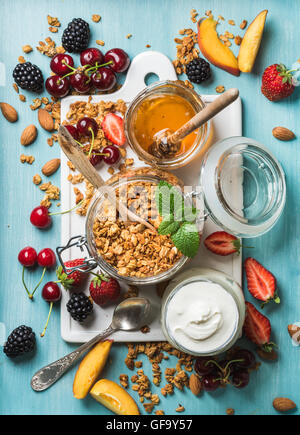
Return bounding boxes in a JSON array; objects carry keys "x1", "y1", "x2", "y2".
[
  {"x1": 261, "y1": 64, "x2": 295, "y2": 101},
  {"x1": 244, "y1": 257, "x2": 279, "y2": 306},
  {"x1": 101, "y1": 113, "x2": 126, "y2": 146},
  {"x1": 89, "y1": 274, "x2": 121, "y2": 306},
  {"x1": 56, "y1": 258, "x2": 86, "y2": 289},
  {"x1": 204, "y1": 231, "x2": 241, "y2": 256},
  {"x1": 244, "y1": 302, "x2": 276, "y2": 352}
]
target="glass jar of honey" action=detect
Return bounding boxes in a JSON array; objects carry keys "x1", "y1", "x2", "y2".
[{"x1": 125, "y1": 81, "x2": 211, "y2": 169}]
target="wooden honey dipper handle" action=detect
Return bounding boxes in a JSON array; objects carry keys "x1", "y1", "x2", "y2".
[{"x1": 169, "y1": 88, "x2": 239, "y2": 145}]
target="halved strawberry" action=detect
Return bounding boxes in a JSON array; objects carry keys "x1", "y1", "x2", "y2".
[
  {"x1": 204, "y1": 231, "x2": 241, "y2": 256},
  {"x1": 101, "y1": 113, "x2": 126, "y2": 146},
  {"x1": 56, "y1": 258, "x2": 86, "y2": 290},
  {"x1": 244, "y1": 302, "x2": 276, "y2": 352},
  {"x1": 245, "y1": 257, "x2": 279, "y2": 306}
]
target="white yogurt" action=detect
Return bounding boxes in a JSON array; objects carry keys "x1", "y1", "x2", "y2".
[{"x1": 165, "y1": 280, "x2": 239, "y2": 354}]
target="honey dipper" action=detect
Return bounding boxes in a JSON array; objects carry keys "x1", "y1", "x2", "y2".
[
  {"x1": 149, "y1": 88, "x2": 239, "y2": 158},
  {"x1": 58, "y1": 125, "x2": 157, "y2": 233}
]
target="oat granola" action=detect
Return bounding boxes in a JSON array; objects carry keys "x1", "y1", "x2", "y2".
[
  {"x1": 92, "y1": 181, "x2": 182, "y2": 278},
  {"x1": 20, "y1": 154, "x2": 35, "y2": 164},
  {"x1": 92, "y1": 14, "x2": 101, "y2": 23}
]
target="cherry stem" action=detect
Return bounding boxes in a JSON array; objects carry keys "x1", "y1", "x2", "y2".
[
  {"x1": 49, "y1": 200, "x2": 83, "y2": 216},
  {"x1": 91, "y1": 152, "x2": 110, "y2": 157},
  {"x1": 88, "y1": 128, "x2": 95, "y2": 158},
  {"x1": 31, "y1": 267, "x2": 46, "y2": 298},
  {"x1": 22, "y1": 266, "x2": 33, "y2": 300},
  {"x1": 61, "y1": 60, "x2": 77, "y2": 72},
  {"x1": 84, "y1": 60, "x2": 113, "y2": 74},
  {"x1": 40, "y1": 302, "x2": 53, "y2": 337},
  {"x1": 59, "y1": 70, "x2": 76, "y2": 82}
]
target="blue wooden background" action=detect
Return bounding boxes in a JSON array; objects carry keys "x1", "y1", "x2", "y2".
[{"x1": 0, "y1": 0, "x2": 299, "y2": 416}]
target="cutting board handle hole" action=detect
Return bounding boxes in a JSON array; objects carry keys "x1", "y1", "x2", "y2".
[{"x1": 144, "y1": 72, "x2": 159, "y2": 87}]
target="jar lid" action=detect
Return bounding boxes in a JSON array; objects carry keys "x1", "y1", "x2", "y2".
[{"x1": 200, "y1": 137, "x2": 286, "y2": 238}]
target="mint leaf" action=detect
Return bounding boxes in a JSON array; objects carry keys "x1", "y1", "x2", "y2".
[
  {"x1": 155, "y1": 181, "x2": 183, "y2": 217},
  {"x1": 158, "y1": 214, "x2": 181, "y2": 235},
  {"x1": 171, "y1": 222, "x2": 200, "y2": 258}
]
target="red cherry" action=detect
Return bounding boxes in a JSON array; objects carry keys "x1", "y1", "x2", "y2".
[
  {"x1": 91, "y1": 67, "x2": 116, "y2": 91},
  {"x1": 37, "y1": 248, "x2": 56, "y2": 268},
  {"x1": 50, "y1": 54, "x2": 74, "y2": 76},
  {"x1": 41, "y1": 281, "x2": 62, "y2": 337},
  {"x1": 104, "y1": 48, "x2": 130, "y2": 73},
  {"x1": 30, "y1": 206, "x2": 52, "y2": 229},
  {"x1": 202, "y1": 374, "x2": 221, "y2": 392},
  {"x1": 194, "y1": 357, "x2": 217, "y2": 376},
  {"x1": 80, "y1": 48, "x2": 104, "y2": 66},
  {"x1": 45, "y1": 75, "x2": 70, "y2": 98},
  {"x1": 77, "y1": 117, "x2": 98, "y2": 136},
  {"x1": 90, "y1": 154, "x2": 103, "y2": 166},
  {"x1": 65, "y1": 124, "x2": 79, "y2": 141},
  {"x1": 70, "y1": 71, "x2": 92, "y2": 93},
  {"x1": 231, "y1": 369, "x2": 250, "y2": 389},
  {"x1": 18, "y1": 247, "x2": 37, "y2": 267},
  {"x1": 102, "y1": 145, "x2": 120, "y2": 165},
  {"x1": 42, "y1": 281, "x2": 61, "y2": 303}
]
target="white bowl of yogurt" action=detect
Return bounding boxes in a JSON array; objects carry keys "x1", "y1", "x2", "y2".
[{"x1": 161, "y1": 267, "x2": 245, "y2": 356}]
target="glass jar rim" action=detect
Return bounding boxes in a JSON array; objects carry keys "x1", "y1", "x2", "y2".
[
  {"x1": 161, "y1": 267, "x2": 245, "y2": 356},
  {"x1": 200, "y1": 137, "x2": 286, "y2": 238},
  {"x1": 124, "y1": 80, "x2": 210, "y2": 169}
]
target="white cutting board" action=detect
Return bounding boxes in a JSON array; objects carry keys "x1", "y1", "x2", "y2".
[{"x1": 60, "y1": 51, "x2": 242, "y2": 343}]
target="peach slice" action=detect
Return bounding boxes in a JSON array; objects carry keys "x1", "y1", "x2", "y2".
[
  {"x1": 198, "y1": 16, "x2": 240, "y2": 76},
  {"x1": 73, "y1": 340, "x2": 113, "y2": 399},
  {"x1": 238, "y1": 10, "x2": 268, "y2": 72},
  {"x1": 90, "y1": 379, "x2": 140, "y2": 415}
]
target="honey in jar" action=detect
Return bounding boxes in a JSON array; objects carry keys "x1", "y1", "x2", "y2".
[{"x1": 133, "y1": 93, "x2": 197, "y2": 156}]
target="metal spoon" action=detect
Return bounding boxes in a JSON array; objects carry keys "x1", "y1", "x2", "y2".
[{"x1": 31, "y1": 297, "x2": 151, "y2": 392}]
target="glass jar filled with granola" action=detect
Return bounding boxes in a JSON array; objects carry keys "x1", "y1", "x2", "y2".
[
  {"x1": 82, "y1": 167, "x2": 204, "y2": 285},
  {"x1": 124, "y1": 81, "x2": 212, "y2": 169}
]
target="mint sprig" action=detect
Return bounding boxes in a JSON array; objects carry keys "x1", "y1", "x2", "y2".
[{"x1": 156, "y1": 181, "x2": 200, "y2": 258}]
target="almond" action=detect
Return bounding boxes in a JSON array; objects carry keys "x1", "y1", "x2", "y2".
[
  {"x1": 272, "y1": 126, "x2": 295, "y2": 141},
  {"x1": 189, "y1": 373, "x2": 202, "y2": 396},
  {"x1": 42, "y1": 158, "x2": 61, "y2": 176},
  {"x1": 38, "y1": 108, "x2": 54, "y2": 131},
  {"x1": 287, "y1": 324, "x2": 300, "y2": 343},
  {"x1": 0, "y1": 102, "x2": 18, "y2": 122},
  {"x1": 20, "y1": 125, "x2": 37, "y2": 146},
  {"x1": 273, "y1": 398, "x2": 296, "y2": 412}
]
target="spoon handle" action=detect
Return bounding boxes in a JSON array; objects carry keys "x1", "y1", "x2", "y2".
[
  {"x1": 31, "y1": 325, "x2": 115, "y2": 392},
  {"x1": 170, "y1": 88, "x2": 239, "y2": 144}
]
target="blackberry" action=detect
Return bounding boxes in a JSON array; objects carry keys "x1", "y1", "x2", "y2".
[
  {"x1": 186, "y1": 58, "x2": 211, "y2": 84},
  {"x1": 67, "y1": 292, "x2": 93, "y2": 322},
  {"x1": 62, "y1": 18, "x2": 90, "y2": 53},
  {"x1": 13, "y1": 62, "x2": 44, "y2": 92},
  {"x1": 3, "y1": 325, "x2": 36, "y2": 358}
]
